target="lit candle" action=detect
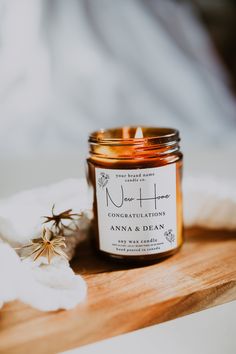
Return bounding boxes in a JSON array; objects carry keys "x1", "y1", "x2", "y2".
[{"x1": 87, "y1": 126, "x2": 183, "y2": 262}]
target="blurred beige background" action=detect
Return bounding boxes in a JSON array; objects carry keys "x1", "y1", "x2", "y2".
[{"x1": 0, "y1": 0, "x2": 235, "y2": 197}]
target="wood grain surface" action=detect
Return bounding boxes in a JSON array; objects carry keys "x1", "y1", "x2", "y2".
[{"x1": 0, "y1": 228, "x2": 236, "y2": 354}]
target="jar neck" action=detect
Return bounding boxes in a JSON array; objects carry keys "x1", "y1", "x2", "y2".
[
  {"x1": 88, "y1": 127, "x2": 180, "y2": 160},
  {"x1": 89, "y1": 140, "x2": 180, "y2": 160}
]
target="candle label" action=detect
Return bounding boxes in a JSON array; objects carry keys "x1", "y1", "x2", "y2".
[{"x1": 95, "y1": 164, "x2": 177, "y2": 256}]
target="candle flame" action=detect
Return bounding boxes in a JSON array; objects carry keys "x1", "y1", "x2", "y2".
[{"x1": 134, "y1": 126, "x2": 143, "y2": 139}]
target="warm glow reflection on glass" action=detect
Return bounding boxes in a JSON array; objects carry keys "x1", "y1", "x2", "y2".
[{"x1": 122, "y1": 126, "x2": 130, "y2": 139}]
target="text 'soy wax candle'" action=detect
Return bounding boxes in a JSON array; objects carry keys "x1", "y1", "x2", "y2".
[{"x1": 87, "y1": 126, "x2": 183, "y2": 262}]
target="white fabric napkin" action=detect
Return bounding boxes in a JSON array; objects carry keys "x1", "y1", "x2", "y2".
[
  {"x1": 183, "y1": 176, "x2": 236, "y2": 230},
  {"x1": 0, "y1": 176, "x2": 235, "y2": 312},
  {"x1": 0, "y1": 178, "x2": 91, "y2": 311}
]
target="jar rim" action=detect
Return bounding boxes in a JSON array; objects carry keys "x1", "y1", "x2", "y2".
[{"x1": 89, "y1": 126, "x2": 180, "y2": 146}]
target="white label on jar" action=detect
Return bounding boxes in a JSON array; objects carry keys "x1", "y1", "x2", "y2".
[{"x1": 95, "y1": 164, "x2": 177, "y2": 256}]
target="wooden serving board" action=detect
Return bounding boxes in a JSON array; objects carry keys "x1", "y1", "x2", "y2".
[{"x1": 0, "y1": 228, "x2": 236, "y2": 354}]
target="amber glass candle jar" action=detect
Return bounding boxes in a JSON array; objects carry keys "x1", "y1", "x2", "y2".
[{"x1": 87, "y1": 126, "x2": 183, "y2": 262}]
